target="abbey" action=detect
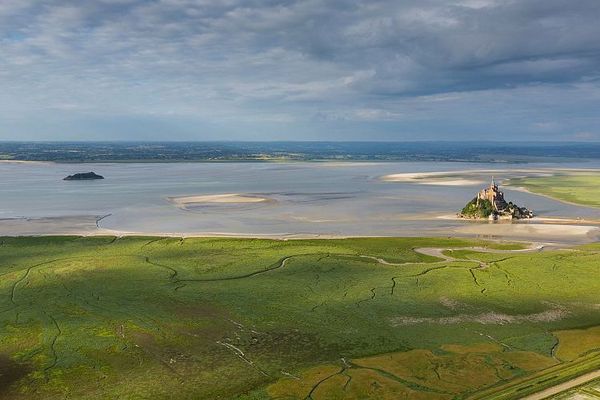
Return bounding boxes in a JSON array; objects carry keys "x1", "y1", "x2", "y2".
[{"x1": 460, "y1": 178, "x2": 534, "y2": 220}]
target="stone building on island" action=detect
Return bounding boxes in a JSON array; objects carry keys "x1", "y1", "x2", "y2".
[
  {"x1": 477, "y1": 177, "x2": 508, "y2": 212},
  {"x1": 460, "y1": 177, "x2": 533, "y2": 220}
]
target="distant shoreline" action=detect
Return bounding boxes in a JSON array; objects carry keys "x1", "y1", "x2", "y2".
[
  {"x1": 3, "y1": 141, "x2": 600, "y2": 163},
  {"x1": 0, "y1": 158, "x2": 536, "y2": 164},
  {"x1": 5, "y1": 159, "x2": 600, "y2": 165}
]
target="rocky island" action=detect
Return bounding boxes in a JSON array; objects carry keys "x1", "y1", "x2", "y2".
[
  {"x1": 63, "y1": 172, "x2": 104, "y2": 181},
  {"x1": 460, "y1": 178, "x2": 533, "y2": 220}
]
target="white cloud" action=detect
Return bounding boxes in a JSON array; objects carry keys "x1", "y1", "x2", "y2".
[{"x1": 0, "y1": 0, "x2": 599, "y2": 140}]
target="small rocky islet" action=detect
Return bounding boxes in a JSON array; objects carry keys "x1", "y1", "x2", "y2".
[{"x1": 63, "y1": 172, "x2": 104, "y2": 181}]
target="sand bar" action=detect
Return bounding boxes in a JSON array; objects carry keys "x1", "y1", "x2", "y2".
[
  {"x1": 382, "y1": 171, "x2": 486, "y2": 186},
  {"x1": 169, "y1": 193, "x2": 272, "y2": 206},
  {"x1": 454, "y1": 222, "x2": 599, "y2": 241},
  {"x1": 381, "y1": 168, "x2": 600, "y2": 186},
  {"x1": 0, "y1": 160, "x2": 50, "y2": 164}
]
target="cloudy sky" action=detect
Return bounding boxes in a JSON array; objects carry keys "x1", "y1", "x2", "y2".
[{"x1": 1, "y1": 0, "x2": 599, "y2": 141}]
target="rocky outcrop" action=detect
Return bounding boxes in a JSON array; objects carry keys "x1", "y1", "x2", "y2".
[
  {"x1": 63, "y1": 172, "x2": 104, "y2": 181},
  {"x1": 460, "y1": 178, "x2": 533, "y2": 220}
]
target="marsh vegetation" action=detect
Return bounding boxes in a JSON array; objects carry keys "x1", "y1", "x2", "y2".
[
  {"x1": 0, "y1": 237, "x2": 599, "y2": 399},
  {"x1": 509, "y1": 172, "x2": 600, "y2": 209}
]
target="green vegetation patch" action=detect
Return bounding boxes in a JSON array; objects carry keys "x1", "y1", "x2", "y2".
[
  {"x1": 461, "y1": 198, "x2": 494, "y2": 218},
  {"x1": 0, "y1": 236, "x2": 599, "y2": 399},
  {"x1": 508, "y1": 172, "x2": 600, "y2": 208},
  {"x1": 555, "y1": 326, "x2": 600, "y2": 361}
]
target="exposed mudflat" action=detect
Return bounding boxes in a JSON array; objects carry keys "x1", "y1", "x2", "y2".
[
  {"x1": 453, "y1": 222, "x2": 600, "y2": 242},
  {"x1": 3, "y1": 161, "x2": 600, "y2": 242}
]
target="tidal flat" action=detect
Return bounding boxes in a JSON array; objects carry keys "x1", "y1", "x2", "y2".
[{"x1": 2, "y1": 161, "x2": 600, "y2": 243}]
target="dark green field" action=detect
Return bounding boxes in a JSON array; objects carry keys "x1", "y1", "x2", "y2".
[{"x1": 0, "y1": 236, "x2": 599, "y2": 399}]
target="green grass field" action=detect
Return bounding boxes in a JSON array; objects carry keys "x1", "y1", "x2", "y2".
[
  {"x1": 0, "y1": 236, "x2": 599, "y2": 399},
  {"x1": 508, "y1": 172, "x2": 600, "y2": 208}
]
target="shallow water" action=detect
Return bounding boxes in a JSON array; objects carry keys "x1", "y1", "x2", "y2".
[{"x1": 1, "y1": 161, "x2": 600, "y2": 239}]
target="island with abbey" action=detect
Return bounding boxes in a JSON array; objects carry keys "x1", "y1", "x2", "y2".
[{"x1": 459, "y1": 178, "x2": 534, "y2": 220}]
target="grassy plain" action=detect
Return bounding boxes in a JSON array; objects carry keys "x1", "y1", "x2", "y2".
[
  {"x1": 508, "y1": 173, "x2": 600, "y2": 208},
  {"x1": 0, "y1": 236, "x2": 599, "y2": 399}
]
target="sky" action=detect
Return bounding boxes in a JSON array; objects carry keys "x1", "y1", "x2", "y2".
[{"x1": 0, "y1": 0, "x2": 599, "y2": 141}]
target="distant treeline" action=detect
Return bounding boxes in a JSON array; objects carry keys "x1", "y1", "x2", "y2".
[{"x1": 1, "y1": 141, "x2": 599, "y2": 163}]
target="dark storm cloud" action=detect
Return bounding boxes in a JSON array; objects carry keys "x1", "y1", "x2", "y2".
[{"x1": 0, "y1": 0, "x2": 599, "y2": 140}]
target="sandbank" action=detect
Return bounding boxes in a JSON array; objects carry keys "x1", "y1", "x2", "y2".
[
  {"x1": 381, "y1": 171, "x2": 486, "y2": 186},
  {"x1": 381, "y1": 168, "x2": 600, "y2": 186},
  {"x1": 169, "y1": 193, "x2": 272, "y2": 207},
  {"x1": 453, "y1": 222, "x2": 599, "y2": 241},
  {"x1": 0, "y1": 160, "x2": 50, "y2": 164}
]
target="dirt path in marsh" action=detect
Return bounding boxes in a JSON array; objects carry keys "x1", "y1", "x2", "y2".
[{"x1": 412, "y1": 243, "x2": 546, "y2": 263}]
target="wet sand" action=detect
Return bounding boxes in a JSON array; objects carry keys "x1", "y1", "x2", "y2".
[
  {"x1": 2, "y1": 214, "x2": 599, "y2": 246},
  {"x1": 169, "y1": 193, "x2": 272, "y2": 207},
  {"x1": 382, "y1": 171, "x2": 485, "y2": 186},
  {"x1": 3, "y1": 162, "x2": 600, "y2": 243},
  {"x1": 453, "y1": 222, "x2": 600, "y2": 242},
  {"x1": 0, "y1": 216, "x2": 103, "y2": 236}
]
